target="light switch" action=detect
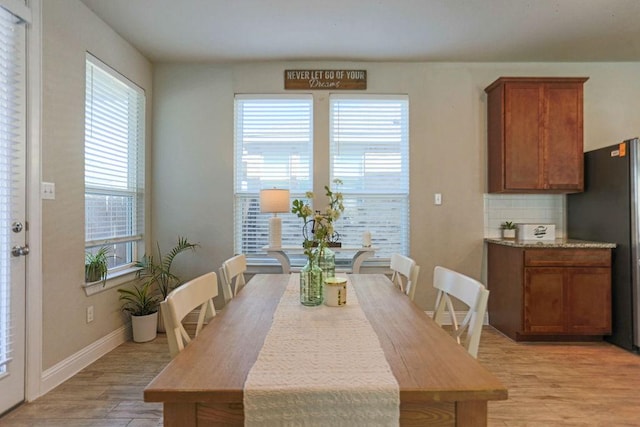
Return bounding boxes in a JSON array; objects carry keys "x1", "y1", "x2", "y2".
[
  {"x1": 434, "y1": 193, "x2": 442, "y2": 205},
  {"x1": 41, "y1": 182, "x2": 55, "y2": 200}
]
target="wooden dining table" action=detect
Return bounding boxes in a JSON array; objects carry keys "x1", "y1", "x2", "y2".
[{"x1": 144, "y1": 274, "x2": 507, "y2": 426}]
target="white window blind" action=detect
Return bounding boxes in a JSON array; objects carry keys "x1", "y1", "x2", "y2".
[
  {"x1": 0, "y1": 4, "x2": 25, "y2": 372},
  {"x1": 85, "y1": 54, "x2": 145, "y2": 270},
  {"x1": 330, "y1": 95, "x2": 410, "y2": 258},
  {"x1": 234, "y1": 95, "x2": 313, "y2": 255}
]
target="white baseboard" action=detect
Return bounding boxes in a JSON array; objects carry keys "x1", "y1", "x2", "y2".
[
  {"x1": 425, "y1": 310, "x2": 489, "y2": 325},
  {"x1": 39, "y1": 325, "x2": 131, "y2": 398}
]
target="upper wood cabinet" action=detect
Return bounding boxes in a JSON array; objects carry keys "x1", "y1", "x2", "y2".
[{"x1": 485, "y1": 77, "x2": 589, "y2": 193}]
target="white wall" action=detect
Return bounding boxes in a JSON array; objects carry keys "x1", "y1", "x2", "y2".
[
  {"x1": 41, "y1": 0, "x2": 152, "y2": 369},
  {"x1": 152, "y1": 61, "x2": 640, "y2": 311}
]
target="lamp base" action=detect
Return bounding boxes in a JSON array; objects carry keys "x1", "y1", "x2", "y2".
[{"x1": 268, "y1": 216, "x2": 282, "y2": 248}]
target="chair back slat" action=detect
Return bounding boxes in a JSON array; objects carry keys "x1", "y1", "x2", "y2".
[
  {"x1": 390, "y1": 253, "x2": 420, "y2": 301},
  {"x1": 432, "y1": 266, "x2": 489, "y2": 358},
  {"x1": 220, "y1": 254, "x2": 247, "y2": 304},
  {"x1": 163, "y1": 271, "x2": 218, "y2": 357}
]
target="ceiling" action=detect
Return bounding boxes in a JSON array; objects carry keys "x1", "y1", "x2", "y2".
[{"x1": 79, "y1": 0, "x2": 640, "y2": 63}]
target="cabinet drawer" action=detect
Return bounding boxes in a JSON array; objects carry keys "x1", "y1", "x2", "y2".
[{"x1": 524, "y1": 249, "x2": 611, "y2": 267}]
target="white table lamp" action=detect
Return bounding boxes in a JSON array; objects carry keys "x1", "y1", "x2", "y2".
[{"x1": 260, "y1": 188, "x2": 290, "y2": 248}]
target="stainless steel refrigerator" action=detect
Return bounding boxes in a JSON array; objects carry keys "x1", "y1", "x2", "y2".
[{"x1": 567, "y1": 137, "x2": 640, "y2": 351}]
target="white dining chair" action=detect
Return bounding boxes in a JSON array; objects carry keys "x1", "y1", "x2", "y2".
[
  {"x1": 390, "y1": 253, "x2": 420, "y2": 301},
  {"x1": 432, "y1": 266, "x2": 490, "y2": 358},
  {"x1": 162, "y1": 271, "x2": 218, "y2": 357},
  {"x1": 219, "y1": 254, "x2": 247, "y2": 305}
]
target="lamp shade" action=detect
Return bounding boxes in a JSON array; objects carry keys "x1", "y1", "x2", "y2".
[{"x1": 260, "y1": 189, "x2": 290, "y2": 213}]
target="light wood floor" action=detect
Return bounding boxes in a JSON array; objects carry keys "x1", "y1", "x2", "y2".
[
  {"x1": 0, "y1": 336, "x2": 170, "y2": 427},
  {"x1": 2, "y1": 326, "x2": 640, "y2": 426}
]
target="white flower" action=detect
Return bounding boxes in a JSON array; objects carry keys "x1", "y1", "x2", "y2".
[{"x1": 301, "y1": 205, "x2": 313, "y2": 217}]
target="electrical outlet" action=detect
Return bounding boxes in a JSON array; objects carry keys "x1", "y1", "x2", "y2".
[
  {"x1": 87, "y1": 305, "x2": 94, "y2": 323},
  {"x1": 434, "y1": 193, "x2": 442, "y2": 205}
]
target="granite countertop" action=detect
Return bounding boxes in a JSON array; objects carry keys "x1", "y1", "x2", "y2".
[{"x1": 484, "y1": 238, "x2": 616, "y2": 249}]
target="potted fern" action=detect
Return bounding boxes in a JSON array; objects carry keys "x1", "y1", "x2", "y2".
[
  {"x1": 135, "y1": 236, "x2": 199, "y2": 331},
  {"x1": 85, "y1": 246, "x2": 110, "y2": 285},
  {"x1": 118, "y1": 281, "x2": 160, "y2": 342}
]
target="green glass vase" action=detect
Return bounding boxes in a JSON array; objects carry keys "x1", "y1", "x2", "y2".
[
  {"x1": 314, "y1": 245, "x2": 335, "y2": 280},
  {"x1": 300, "y1": 257, "x2": 323, "y2": 306}
]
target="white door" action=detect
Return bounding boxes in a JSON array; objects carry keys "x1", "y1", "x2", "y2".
[{"x1": 0, "y1": 4, "x2": 27, "y2": 415}]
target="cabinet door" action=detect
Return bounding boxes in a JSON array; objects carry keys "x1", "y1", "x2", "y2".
[
  {"x1": 524, "y1": 267, "x2": 565, "y2": 333},
  {"x1": 544, "y1": 83, "x2": 584, "y2": 191},
  {"x1": 504, "y1": 83, "x2": 543, "y2": 190},
  {"x1": 566, "y1": 268, "x2": 611, "y2": 334}
]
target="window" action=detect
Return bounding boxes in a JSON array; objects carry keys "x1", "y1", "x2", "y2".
[
  {"x1": 234, "y1": 95, "x2": 313, "y2": 255},
  {"x1": 85, "y1": 54, "x2": 145, "y2": 272},
  {"x1": 330, "y1": 95, "x2": 410, "y2": 258},
  {"x1": 233, "y1": 94, "x2": 410, "y2": 261}
]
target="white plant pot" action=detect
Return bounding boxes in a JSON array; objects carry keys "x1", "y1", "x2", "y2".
[
  {"x1": 131, "y1": 311, "x2": 158, "y2": 343},
  {"x1": 502, "y1": 229, "x2": 516, "y2": 239}
]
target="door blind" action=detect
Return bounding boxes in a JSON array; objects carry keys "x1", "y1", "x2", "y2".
[
  {"x1": 330, "y1": 95, "x2": 410, "y2": 258},
  {"x1": 0, "y1": 5, "x2": 25, "y2": 372}
]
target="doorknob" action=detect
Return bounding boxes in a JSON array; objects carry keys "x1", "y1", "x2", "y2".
[{"x1": 12, "y1": 245, "x2": 29, "y2": 257}]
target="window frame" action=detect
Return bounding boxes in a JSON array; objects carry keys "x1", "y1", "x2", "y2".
[
  {"x1": 233, "y1": 94, "x2": 314, "y2": 260},
  {"x1": 329, "y1": 94, "x2": 411, "y2": 259},
  {"x1": 233, "y1": 93, "x2": 410, "y2": 265},
  {"x1": 84, "y1": 53, "x2": 146, "y2": 279}
]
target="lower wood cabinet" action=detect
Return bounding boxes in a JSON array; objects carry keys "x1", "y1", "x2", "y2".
[{"x1": 487, "y1": 242, "x2": 611, "y2": 341}]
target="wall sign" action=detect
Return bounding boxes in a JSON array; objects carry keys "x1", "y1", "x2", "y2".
[{"x1": 284, "y1": 70, "x2": 367, "y2": 90}]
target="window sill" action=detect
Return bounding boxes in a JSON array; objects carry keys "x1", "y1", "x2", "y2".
[{"x1": 82, "y1": 266, "x2": 141, "y2": 296}]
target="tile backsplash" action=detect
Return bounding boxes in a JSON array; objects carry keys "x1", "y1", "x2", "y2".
[{"x1": 484, "y1": 194, "x2": 565, "y2": 238}]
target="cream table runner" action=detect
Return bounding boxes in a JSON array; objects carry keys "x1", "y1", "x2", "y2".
[{"x1": 243, "y1": 274, "x2": 400, "y2": 426}]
